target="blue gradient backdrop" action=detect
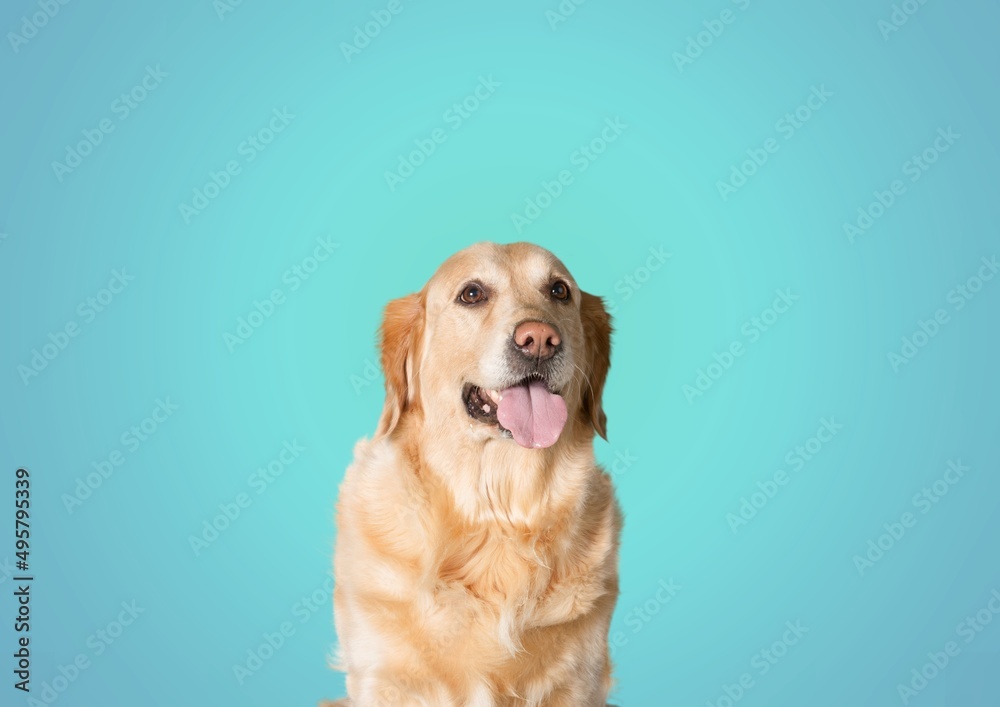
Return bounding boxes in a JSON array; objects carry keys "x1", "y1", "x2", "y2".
[{"x1": 1, "y1": 1, "x2": 998, "y2": 705}]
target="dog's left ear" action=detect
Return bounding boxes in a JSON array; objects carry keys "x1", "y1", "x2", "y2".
[
  {"x1": 579, "y1": 291, "x2": 612, "y2": 439},
  {"x1": 375, "y1": 292, "x2": 424, "y2": 438}
]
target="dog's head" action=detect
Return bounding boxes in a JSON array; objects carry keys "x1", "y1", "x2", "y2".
[{"x1": 375, "y1": 242, "x2": 611, "y2": 449}]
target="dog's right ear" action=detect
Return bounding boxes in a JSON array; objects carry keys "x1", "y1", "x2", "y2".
[
  {"x1": 375, "y1": 292, "x2": 424, "y2": 438},
  {"x1": 580, "y1": 291, "x2": 612, "y2": 439}
]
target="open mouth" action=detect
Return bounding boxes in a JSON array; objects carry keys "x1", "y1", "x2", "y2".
[
  {"x1": 464, "y1": 383, "x2": 505, "y2": 426},
  {"x1": 462, "y1": 375, "x2": 568, "y2": 449}
]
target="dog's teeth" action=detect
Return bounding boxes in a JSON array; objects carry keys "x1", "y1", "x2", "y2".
[
  {"x1": 488, "y1": 389, "x2": 502, "y2": 402},
  {"x1": 483, "y1": 404, "x2": 491, "y2": 413}
]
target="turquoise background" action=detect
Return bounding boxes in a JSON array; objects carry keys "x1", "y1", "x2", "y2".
[{"x1": 2, "y1": 0, "x2": 998, "y2": 705}]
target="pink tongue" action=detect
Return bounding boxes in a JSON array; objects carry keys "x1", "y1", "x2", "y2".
[{"x1": 497, "y1": 379, "x2": 568, "y2": 449}]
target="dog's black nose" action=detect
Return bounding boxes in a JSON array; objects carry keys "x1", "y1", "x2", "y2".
[{"x1": 513, "y1": 321, "x2": 561, "y2": 360}]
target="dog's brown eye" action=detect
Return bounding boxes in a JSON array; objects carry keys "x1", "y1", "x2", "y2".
[
  {"x1": 550, "y1": 280, "x2": 570, "y2": 302},
  {"x1": 459, "y1": 283, "x2": 486, "y2": 305}
]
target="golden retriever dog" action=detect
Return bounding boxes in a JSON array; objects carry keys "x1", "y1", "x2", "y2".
[{"x1": 327, "y1": 242, "x2": 622, "y2": 706}]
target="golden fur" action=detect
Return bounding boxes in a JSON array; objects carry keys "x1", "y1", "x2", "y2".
[{"x1": 328, "y1": 242, "x2": 621, "y2": 706}]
